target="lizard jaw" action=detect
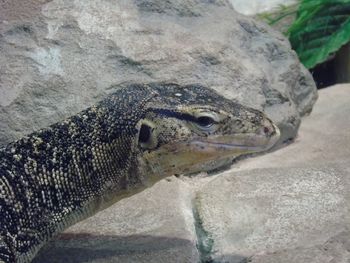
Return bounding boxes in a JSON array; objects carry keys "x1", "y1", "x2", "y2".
[
  {"x1": 191, "y1": 123, "x2": 280, "y2": 153},
  {"x1": 141, "y1": 124, "x2": 280, "y2": 177}
]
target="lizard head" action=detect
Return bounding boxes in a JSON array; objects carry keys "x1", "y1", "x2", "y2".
[{"x1": 137, "y1": 84, "x2": 280, "y2": 177}]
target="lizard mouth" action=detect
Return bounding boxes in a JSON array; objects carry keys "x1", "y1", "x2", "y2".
[
  {"x1": 189, "y1": 140, "x2": 267, "y2": 152},
  {"x1": 190, "y1": 126, "x2": 280, "y2": 154},
  {"x1": 141, "y1": 125, "x2": 280, "y2": 177}
]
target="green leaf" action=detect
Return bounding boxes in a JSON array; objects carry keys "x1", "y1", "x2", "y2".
[{"x1": 288, "y1": 1, "x2": 350, "y2": 68}]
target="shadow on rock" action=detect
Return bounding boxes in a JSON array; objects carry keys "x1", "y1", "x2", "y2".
[{"x1": 33, "y1": 233, "x2": 196, "y2": 263}]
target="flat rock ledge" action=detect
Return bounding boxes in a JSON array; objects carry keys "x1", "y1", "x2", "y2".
[{"x1": 34, "y1": 84, "x2": 350, "y2": 263}]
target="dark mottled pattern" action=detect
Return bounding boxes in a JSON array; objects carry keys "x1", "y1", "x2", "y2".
[
  {"x1": 0, "y1": 83, "x2": 278, "y2": 263},
  {"x1": 0, "y1": 84, "x2": 156, "y2": 263}
]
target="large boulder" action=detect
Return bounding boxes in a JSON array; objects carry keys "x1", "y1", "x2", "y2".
[{"x1": 0, "y1": 0, "x2": 316, "y2": 148}]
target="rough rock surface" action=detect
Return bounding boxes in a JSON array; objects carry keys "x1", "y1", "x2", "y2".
[
  {"x1": 0, "y1": 0, "x2": 316, "y2": 148},
  {"x1": 196, "y1": 84, "x2": 350, "y2": 262},
  {"x1": 34, "y1": 84, "x2": 349, "y2": 263},
  {"x1": 34, "y1": 179, "x2": 199, "y2": 263}
]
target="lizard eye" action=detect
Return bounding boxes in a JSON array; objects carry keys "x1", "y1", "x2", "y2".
[{"x1": 196, "y1": 116, "x2": 215, "y2": 128}]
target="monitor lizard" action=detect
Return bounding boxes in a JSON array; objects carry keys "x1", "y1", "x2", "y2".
[{"x1": 0, "y1": 83, "x2": 280, "y2": 262}]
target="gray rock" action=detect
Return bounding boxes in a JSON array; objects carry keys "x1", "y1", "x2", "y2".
[
  {"x1": 249, "y1": 230, "x2": 350, "y2": 263},
  {"x1": 196, "y1": 164, "x2": 350, "y2": 262},
  {"x1": 0, "y1": 0, "x2": 316, "y2": 148},
  {"x1": 34, "y1": 178, "x2": 199, "y2": 263},
  {"x1": 195, "y1": 84, "x2": 350, "y2": 262}
]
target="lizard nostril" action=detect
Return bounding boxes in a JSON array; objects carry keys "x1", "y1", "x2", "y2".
[{"x1": 262, "y1": 126, "x2": 273, "y2": 136}]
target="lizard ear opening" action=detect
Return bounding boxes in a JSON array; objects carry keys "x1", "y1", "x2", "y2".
[
  {"x1": 138, "y1": 120, "x2": 157, "y2": 150},
  {"x1": 139, "y1": 124, "x2": 152, "y2": 144}
]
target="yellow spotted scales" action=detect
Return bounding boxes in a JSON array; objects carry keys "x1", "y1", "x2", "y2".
[{"x1": 0, "y1": 83, "x2": 280, "y2": 262}]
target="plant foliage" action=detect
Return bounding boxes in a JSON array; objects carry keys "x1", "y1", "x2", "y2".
[
  {"x1": 288, "y1": 0, "x2": 350, "y2": 69},
  {"x1": 258, "y1": 4, "x2": 298, "y2": 28}
]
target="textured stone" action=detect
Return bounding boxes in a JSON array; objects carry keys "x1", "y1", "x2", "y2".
[
  {"x1": 196, "y1": 84, "x2": 350, "y2": 262},
  {"x1": 0, "y1": 0, "x2": 316, "y2": 148},
  {"x1": 33, "y1": 178, "x2": 199, "y2": 263},
  {"x1": 196, "y1": 164, "x2": 350, "y2": 262},
  {"x1": 249, "y1": 230, "x2": 350, "y2": 263}
]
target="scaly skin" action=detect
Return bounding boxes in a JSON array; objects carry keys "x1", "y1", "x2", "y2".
[{"x1": 0, "y1": 83, "x2": 280, "y2": 262}]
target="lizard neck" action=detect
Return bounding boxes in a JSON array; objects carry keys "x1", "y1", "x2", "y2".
[{"x1": 0, "y1": 85, "x2": 156, "y2": 263}]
